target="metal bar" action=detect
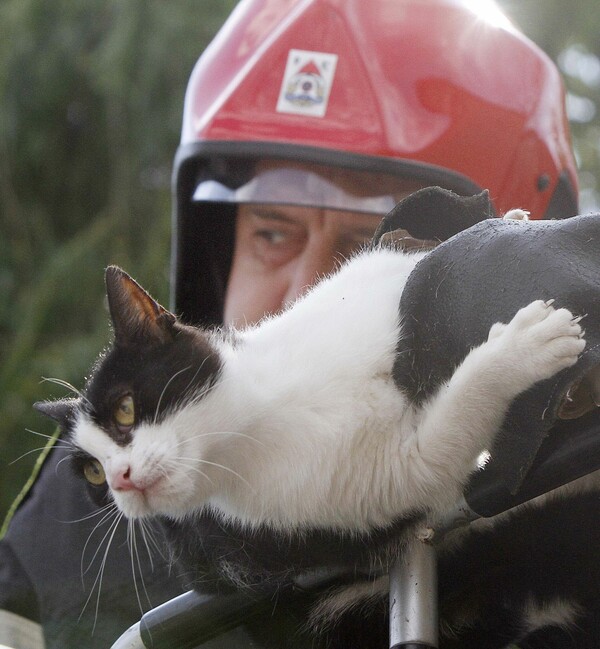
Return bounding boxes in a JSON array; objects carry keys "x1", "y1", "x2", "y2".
[
  {"x1": 389, "y1": 535, "x2": 438, "y2": 649},
  {"x1": 110, "y1": 621, "x2": 145, "y2": 649}
]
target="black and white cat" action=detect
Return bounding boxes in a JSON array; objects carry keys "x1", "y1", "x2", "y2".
[{"x1": 36, "y1": 241, "x2": 590, "y2": 647}]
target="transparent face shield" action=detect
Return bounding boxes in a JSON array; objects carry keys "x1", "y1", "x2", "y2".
[
  {"x1": 192, "y1": 161, "x2": 425, "y2": 215},
  {"x1": 188, "y1": 159, "x2": 431, "y2": 327}
]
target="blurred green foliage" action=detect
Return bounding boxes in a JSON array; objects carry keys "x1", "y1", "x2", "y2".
[
  {"x1": 504, "y1": 0, "x2": 600, "y2": 212},
  {"x1": 0, "y1": 0, "x2": 235, "y2": 516},
  {"x1": 1, "y1": 0, "x2": 600, "y2": 519}
]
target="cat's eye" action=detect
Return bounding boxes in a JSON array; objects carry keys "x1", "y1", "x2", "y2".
[
  {"x1": 83, "y1": 459, "x2": 106, "y2": 486},
  {"x1": 114, "y1": 394, "x2": 135, "y2": 431}
]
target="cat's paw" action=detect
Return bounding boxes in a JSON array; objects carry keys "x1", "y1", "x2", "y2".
[
  {"x1": 490, "y1": 300, "x2": 585, "y2": 388},
  {"x1": 487, "y1": 321, "x2": 507, "y2": 341}
]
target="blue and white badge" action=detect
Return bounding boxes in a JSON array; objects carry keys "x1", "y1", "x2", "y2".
[{"x1": 276, "y1": 49, "x2": 338, "y2": 118}]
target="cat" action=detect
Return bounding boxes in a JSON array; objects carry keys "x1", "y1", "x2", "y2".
[{"x1": 36, "y1": 243, "x2": 589, "y2": 648}]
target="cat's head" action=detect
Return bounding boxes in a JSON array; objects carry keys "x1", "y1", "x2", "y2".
[{"x1": 35, "y1": 266, "x2": 225, "y2": 520}]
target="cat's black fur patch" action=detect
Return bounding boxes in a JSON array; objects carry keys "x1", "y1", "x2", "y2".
[
  {"x1": 80, "y1": 323, "x2": 222, "y2": 447},
  {"x1": 161, "y1": 510, "x2": 420, "y2": 595},
  {"x1": 158, "y1": 493, "x2": 600, "y2": 649}
]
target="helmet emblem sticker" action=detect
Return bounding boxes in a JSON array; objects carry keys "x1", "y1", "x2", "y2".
[{"x1": 276, "y1": 49, "x2": 338, "y2": 118}]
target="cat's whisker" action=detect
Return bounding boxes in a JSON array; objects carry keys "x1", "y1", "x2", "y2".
[
  {"x1": 78, "y1": 509, "x2": 124, "y2": 631},
  {"x1": 153, "y1": 365, "x2": 193, "y2": 425},
  {"x1": 25, "y1": 427, "x2": 74, "y2": 444},
  {"x1": 58, "y1": 501, "x2": 116, "y2": 525},
  {"x1": 137, "y1": 518, "x2": 165, "y2": 565},
  {"x1": 22, "y1": 429, "x2": 76, "y2": 473},
  {"x1": 179, "y1": 358, "x2": 212, "y2": 405},
  {"x1": 9, "y1": 445, "x2": 72, "y2": 465},
  {"x1": 172, "y1": 430, "x2": 266, "y2": 449},
  {"x1": 194, "y1": 459, "x2": 253, "y2": 489},
  {"x1": 80, "y1": 505, "x2": 121, "y2": 580},
  {"x1": 190, "y1": 370, "x2": 234, "y2": 407},
  {"x1": 80, "y1": 513, "x2": 120, "y2": 585},
  {"x1": 41, "y1": 376, "x2": 80, "y2": 393},
  {"x1": 152, "y1": 456, "x2": 179, "y2": 482},
  {"x1": 170, "y1": 457, "x2": 215, "y2": 485},
  {"x1": 185, "y1": 369, "x2": 237, "y2": 406},
  {"x1": 156, "y1": 455, "x2": 215, "y2": 488},
  {"x1": 55, "y1": 452, "x2": 78, "y2": 474},
  {"x1": 127, "y1": 520, "x2": 154, "y2": 615},
  {"x1": 91, "y1": 512, "x2": 125, "y2": 632},
  {"x1": 41, "y1": 376, "x2": 92, "y2": 408}
]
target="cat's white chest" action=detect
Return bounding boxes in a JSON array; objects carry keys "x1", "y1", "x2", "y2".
[{"x1": 202, "y1": 248, "x2": 425, "y2": 530}]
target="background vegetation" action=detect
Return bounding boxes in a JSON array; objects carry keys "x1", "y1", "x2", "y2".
[
  {"x1": 0, "y1": 0, "x2": 236, "y2": 518},
  {"x1": 1, "y1": 0, "x2": 600, "y2": 518}
]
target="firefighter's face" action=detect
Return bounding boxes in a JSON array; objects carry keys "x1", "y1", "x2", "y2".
[{"x1": 223, "y1": 203, "x2": 381, "y2": 327}]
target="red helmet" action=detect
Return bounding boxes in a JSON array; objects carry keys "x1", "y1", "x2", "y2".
[{"x1": 172, "y1": 0, "x2": 578, "y2": 325}]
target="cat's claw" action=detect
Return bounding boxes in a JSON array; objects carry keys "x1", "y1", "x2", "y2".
[{"x1": 488, "y1": 300, "x2": 586, "y2": 390}]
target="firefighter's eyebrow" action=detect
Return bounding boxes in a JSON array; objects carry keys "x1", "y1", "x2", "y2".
[{"x1": 247, "y1": 208, "x2": 297, "y2": 224}]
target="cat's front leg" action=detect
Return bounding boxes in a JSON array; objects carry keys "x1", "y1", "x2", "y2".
[{"x1": 398, "y1": 300, "x2": 585, "y2": 514}]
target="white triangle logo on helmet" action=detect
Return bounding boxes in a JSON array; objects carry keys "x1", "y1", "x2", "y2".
[{"x1": 276, "y1": 49, "x2": 338, "y2": 117}]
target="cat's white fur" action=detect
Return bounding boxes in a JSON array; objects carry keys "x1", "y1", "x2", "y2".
[
  {"x1": 522, "y1": 596, "x2": 582, "y2": 634},
  {"x1": 73, "y1": 245, "x2": 585, "y2": 533}
]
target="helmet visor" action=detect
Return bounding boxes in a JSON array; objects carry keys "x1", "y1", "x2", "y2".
[{"x1": 192, "y1": 161, "x2": 425, "y2": 215}]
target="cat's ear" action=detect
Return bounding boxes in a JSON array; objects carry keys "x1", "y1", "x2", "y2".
[
  {"x1": 33, "y1": 398, "x2": 78, "y2": 429},
  {"x1": 105, "y1": 266, "x2": 177, "y2": 345}
]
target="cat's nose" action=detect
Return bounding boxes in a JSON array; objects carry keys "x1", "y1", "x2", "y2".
[
  {"x1": 112, "y1": 466, "x2": 140, "y2": 492},
  {"x1": 111, "y1": 466, "x2": 148, "y2": 491},
  {"x1": 112, "y1": 466, "x2": 160, "y2": 493}
]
